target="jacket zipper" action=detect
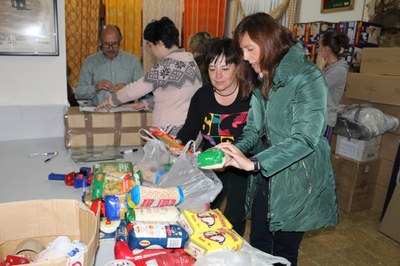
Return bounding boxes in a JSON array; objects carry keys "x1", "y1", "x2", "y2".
[
  {"x1": 266, "y1": 177, "x2": 272, "y2": 222},
  {"x1": 301, "y1": 160, "x2": 313, "y2": 194}
]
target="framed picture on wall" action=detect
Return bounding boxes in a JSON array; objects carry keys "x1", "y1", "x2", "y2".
[
  {"x1": 321, "y1": 0, "x2": 355, "y2": 13},
  {"x1": 0, "y1": 0, "x2": 59, "y2": 56}
]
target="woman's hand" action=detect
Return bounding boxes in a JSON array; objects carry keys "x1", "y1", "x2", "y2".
[
  {"x1": 316, "y1": 48, "x2": 327, "y2": 70},
  {"x1": 121, "y1": 101, "x2": 145, "y2": 110},
  {"x1": 95, "y1": 96, "x2": 113, "y2": 111},
  {"x1": 217, "y1": 143, "x2": 254, "y2": 171}
]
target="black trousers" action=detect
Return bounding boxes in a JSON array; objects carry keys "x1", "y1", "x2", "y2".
[
  {"x1": 250, "y1": 180, "x2": 304, "y2": 266},
  {"x1": 211, "y1": 167, "x2": 248, "y2": 236}
]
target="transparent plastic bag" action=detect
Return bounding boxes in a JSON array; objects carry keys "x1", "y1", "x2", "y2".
[
  {"x1": 157, "y1": 141, "x2": 223, "y2": 210},
  {"x1": 136, "y1": 129, "x2": 174, "y2": 183},
  {"x1": 193, "y1": 241, "x2": 291, "y2": 266},
  {"x1": 334, "y1": 104, "x2": 399, "y2": 140}
]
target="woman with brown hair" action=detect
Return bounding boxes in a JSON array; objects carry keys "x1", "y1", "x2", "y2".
[{"x1": 218, "y1": 13, "x2": 338, "y2": 265}]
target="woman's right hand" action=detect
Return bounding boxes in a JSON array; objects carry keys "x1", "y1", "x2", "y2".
[{"x1": 217, "y1": 142, "x2": 253, "y2": 171}]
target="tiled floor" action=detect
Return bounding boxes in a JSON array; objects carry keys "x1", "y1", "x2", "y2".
[{"x1": 244, "y1": 209, "x2": 400, "y2": 265}]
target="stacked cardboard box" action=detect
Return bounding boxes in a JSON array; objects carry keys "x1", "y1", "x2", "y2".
[
  {"x1": 337, "y1": 21, "x2": 382, "y2": 70},
  {"x1": 335, "y1": 135, "x2": 382, "y2": 162},
  {"x1": 341, "y1": 47, "x2": 400, "y2": 215},
  {"x1": 292, "y1": 20, "x2": 382, "y2": 68},
  {"x1": 331, "y1": 154, "x2": 380, "y2": 214}
]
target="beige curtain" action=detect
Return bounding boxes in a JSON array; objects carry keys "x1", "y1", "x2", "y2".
[
  {"x1": 232, "y1": 0, "x2": 298, "y2": 31},
  {"x1": 142, "y1": 0, "x2": 185, "y2": 73},
  {"x1": 103, "y1": 0, "x2": 143, "y2": 59},
  {"x1": 65, "y1": 0, "x2": 101, "y2": 87}
]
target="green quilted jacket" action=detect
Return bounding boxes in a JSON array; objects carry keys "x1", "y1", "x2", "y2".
[{"x1": 236, "y1": 43, "x2": 338, "y2": 232}]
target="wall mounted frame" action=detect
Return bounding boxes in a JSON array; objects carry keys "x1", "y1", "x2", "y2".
[
  {"x1": 321, "y1": 0, "x2": 355, "y2": 13},
  {"x1": 0, "y1": 0, "x2": 59, "y2": 56}
]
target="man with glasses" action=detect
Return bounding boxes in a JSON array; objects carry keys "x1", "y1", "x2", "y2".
[{"x1": 75, "y1": 24, "x2": 144, "y2": 106}]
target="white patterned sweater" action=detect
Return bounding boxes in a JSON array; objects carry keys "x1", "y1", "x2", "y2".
[{"x1": 110, "y1": 49, "x2": 202, "y2": 132}]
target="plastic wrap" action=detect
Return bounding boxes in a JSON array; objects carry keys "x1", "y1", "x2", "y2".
[{"x1": 334, "y1": 104, "x2": 399, "y2": 140}]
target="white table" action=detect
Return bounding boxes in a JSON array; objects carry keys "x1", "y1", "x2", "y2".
[{"x1": 0, "y1": 137, "x2": 143, "y2": 265}]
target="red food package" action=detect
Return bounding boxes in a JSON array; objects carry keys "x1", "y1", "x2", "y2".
[
  {"x1": 132, "y1": 253, "x2": 195, "y2": 266},
  {"x1": 0, "y1": 255, "x2": 30, "y2": 265},
  {"x1": 114, "y1": 240, "x2": 173, "y2": 262}
]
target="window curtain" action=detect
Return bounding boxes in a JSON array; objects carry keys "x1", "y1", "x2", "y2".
[
  {"x1": 142, "y1": 0, "x2": 184, "y2": 73},
  {"x1": 232, "y1": 0, "x2": 298, "y2": 31},
  {"x1": 65, "y1": 0, "x2": 101, "y2": 88},
  {"x1": 103, "y1": 0, "x2": 142, "y2": 60},
  {"x1": 183, "y1": 0, "x2": 227, "y2": 49}
]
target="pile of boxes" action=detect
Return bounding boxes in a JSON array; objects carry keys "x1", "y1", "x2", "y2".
[
  {"x1": 332, "y1": 47, "x2": 400, "y2": 217},
  {"x1": 292, "y1": 20, "x2": 382, "y2": 70}
]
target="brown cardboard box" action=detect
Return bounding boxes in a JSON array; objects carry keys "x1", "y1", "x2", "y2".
[
  {"x1": 379, "y1": 133, "x2": 400, "y2": 161},
  {"x1": 360, "y1": 47, "x2": 400, "y2": 75},
  {"x1": 331, "y1": 154, "x2": 380, "y2": 213},
  {"x1": 379, "y1": 185, "x2": 400, "y2": 243},
  {"x1": 0, "y1": 199, "x2": 99, "y2": 266},
  {"x1": 345, "y1": 73, "x2": 400, "y2": 106},
  {"x1": 64, "y1": 107, "x2": 152, "y2": 148},
  {"x1": 335, "y1": 135, "x2": 381, "y2": 162},
  {"x1": 373, "y1": 183, "x2": 388, "y2": 213}
]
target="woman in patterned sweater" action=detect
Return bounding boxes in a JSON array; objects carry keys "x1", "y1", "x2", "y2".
[{"x1": 98, "y1": 17, "x2": 202, "y2": 137}]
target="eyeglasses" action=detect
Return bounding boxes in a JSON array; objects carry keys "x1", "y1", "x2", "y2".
[{"x1": 102, "y1": 42, "x2": 120, "y2": 49}]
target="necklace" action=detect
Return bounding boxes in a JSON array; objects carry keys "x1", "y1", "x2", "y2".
[{"x1": 213, "y1": 85, "x2": 238, "y2": 97}]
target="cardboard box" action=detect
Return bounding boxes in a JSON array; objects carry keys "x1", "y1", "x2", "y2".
[
  {"x1": 292, "y1": 23, "x2": 310, "y2": 44},
  {"x1": 331, "y1": 154, "x2": 380, "y2": 213},
  {"x1": 341, "y1": 45, "x2": 363, "y2": 69},
  {"x1": 309, "y1": 21, "x2": 337, "y2": 44},
  {"x1": 64, "y1": 107, "x2": 152, "y2": 148},
  {"x1": 0, "y1": 199, "x2": 99, "y2": 266},
  {"x1": 335, "y1": 135, "x2": 382, "y2": 162},
  {"x1": 360, "y1": 47, "x2": 400, "y2": 75},
  {"x1": 299, "y1": 43, "x2": 319, "y2": 63},
  {"x1": 345, "y1": 73, "x2": 400, "y2": 106},
  {"x1": 338, "y1": 21, "x2": 381, "y2": 47},
  {"x1": 379, "y1": 184, "x2": 400, "y2": 242}
]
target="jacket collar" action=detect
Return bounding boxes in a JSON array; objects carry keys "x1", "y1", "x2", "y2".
[{"x1": 271, "y1": 43, "x2": 305, "y2": 91}]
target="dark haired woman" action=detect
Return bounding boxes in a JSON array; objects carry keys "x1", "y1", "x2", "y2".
[
  {"x1": 316, "y1": 32, "x2": 350, "y2": 142},
  {"x1": 175, "y1": 38, "x2": 250, "y2": 236},
  {"x1": 217, "y1": 13, "x2": 338, "y2": 265},
  {"x1": 98, "y1": 17, "x2": 202, "y2": 137}
]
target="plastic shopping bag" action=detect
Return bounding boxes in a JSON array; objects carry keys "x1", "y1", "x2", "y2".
[
  {"x1": 135, "y1": 129, "x2": 173, "y2": 183},
  {"x1": 157, "y1": 141, "x2": 222, "y2": 210}
]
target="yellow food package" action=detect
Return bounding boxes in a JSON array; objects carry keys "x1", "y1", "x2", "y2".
[
  {"x1": 179, "y1": 209, "x2": 232, "y2": 235},
  {"x1": 184, "y1": 227, "x2": 243, "y2": 259}
]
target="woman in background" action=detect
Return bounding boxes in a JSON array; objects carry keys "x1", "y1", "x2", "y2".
[
  {"x1": 316, "y1": 32, "x2": 350, "y2": 142},
  {"x1": 176, "y1": 38, "x2": 250, "y2": 236},
  {"x1": 98, "y1": 17, "x2": 202, "y2": 137},
  {"x1": 187, "y1": 31, "x2": 212, "y2": 86}
]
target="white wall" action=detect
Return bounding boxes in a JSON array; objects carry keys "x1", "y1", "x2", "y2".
[
  {"x1": 224, "y1": 0, "x2": 364, "y2": 38},
  {"x1": 0, "y1": 0, "x2": 68, "y2": 141},
  {"x1": 298, "y1": 0, "x2": 364, "y2": 23}
]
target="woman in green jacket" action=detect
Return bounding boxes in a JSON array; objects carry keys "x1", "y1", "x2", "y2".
[{"x1": 218, "y1": 13, "x2": 338, "y2": 265}]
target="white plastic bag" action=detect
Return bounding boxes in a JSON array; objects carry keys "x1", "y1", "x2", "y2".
[
  {"x1": 193, "y1": 241, "x2": 291, "y2": 266},
  {"x1": 157, "y1": 141, "x2": 223, "y2": 210}
]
